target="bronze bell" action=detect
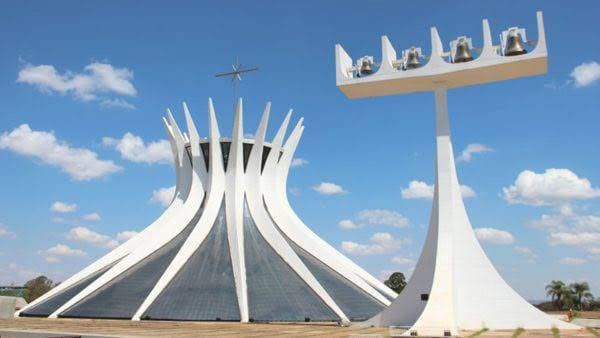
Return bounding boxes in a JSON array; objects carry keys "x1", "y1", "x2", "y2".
[
  {"x1": 453, "y1": 38, "x2": 473, "y2": 63},
  {"x1": 405, "y1": 47, "x2": 421, "y2": 69},
  {"x1": 504, "y1": 29, "x2": 527, "y2": 56},
  {"x1": 360, "y1": 59, "x2": 373, "y2": 75}
]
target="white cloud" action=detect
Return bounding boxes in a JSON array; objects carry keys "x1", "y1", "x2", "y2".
[
  {"x1": 401, "y1": 180, "x2": 433, "y2": 199},
  {"x1": 103, "y1": 133, "x2": 171, "y2": 165},
  {"x1": 570, "y1": 61, "x2": 600, "y2": 87},
  {"x1": 42, "y1": 244, "x2": 86, "y2": 257},
  {"x1": 341, "y1": 232, "x2": 409, "y2": 256},
  {"x1": 0, "y1": 262, "x2": 41, "y2": 284},
  {"x1": 529, "y1": 208, "x2": 600, "y2": 233},
  {"x1": 559, "y1": 257, "x2": 588, "y2": 265},
  {"x1": 100, "y1": 98, "x2": 136, "y2": 110},
  {"x1": 460, "y1": 185, "x2": 476, "y2": 198},
  {"x1": 548, "y1": 232, "x2": 600, "y2": 247},
  {"x1": 67, "y1": 226, "x2": 118, "y2": 249},
  {"x1": 0, "y1": 124, "x2": 122, "y2": 181},
  {"x1": 401, "y1": 180, "x2": 475, "y2": 199},
  {"x1": 503, "y1": 169, "x2": 600, "y2": 206},
  {"x1": 357, "y1": 209, "x2": 410, "y2": 228},
  {"x1": 291, "y1": 158, "x2": 308, "y2": 168},
  {"x1": 50, "y1": 201, "x2": 78, "y2": 213},
  {"x1": 312, "y1": 182, "x2": 348, "y2": 195},
  {"x1": 339, "y1": 209, "x2": 410, "y2": 230},
  {"x1": 528, "y1": 206, "x2": 600, "y2": 255},
  {"x1": 39, "y1": 244, "x2": 86, "y2": 263},
  {"x1": 150, "y1": 186, "x2": 176, "y2": 207},
  {"x1": 0, "y1": 224, "x2": 16, "y2": 238},
  {"x1": 474, "y1": 227, "x2": 515, "y2": 245},
  {"x1": 83, "y1": 212, "x2": 101, "y2": 221},
  {"x1": 391, "y1": 256, "x2": 415, "y2": 265},
  {"x1": 586, "y1": 247, "x2": 600, "y2": 255},
  {"x1": 338, "y1": 219, "x2": 360, "y2": 230},
  {"x1": 514, "y1": 246, "x2": 538, "y2": 263},
  {"x1": 115, "y1": 230, "x2": 138, "y2": 242},
  {"x1": 457, "y1": 143, "x2": 493, "y2": 163},
  {"x1": 17, "y1": 62, "x2": 137, "y2": 104}
]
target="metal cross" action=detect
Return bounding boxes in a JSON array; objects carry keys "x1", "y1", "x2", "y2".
[{"x1": 215, "y1": 59, "x2": 258, "y2": 106}]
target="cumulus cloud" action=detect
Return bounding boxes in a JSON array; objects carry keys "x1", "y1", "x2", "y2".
[
  {"x1": 82, "y1": 212, "x2": 101, "y2": 221},
  {"x1": 312, "y1": 182, "x2": 348, "y2": 195},
  {"x1": 150, "y1": 186, "x2": 176, "y2": 207},
  {"x1": 50, "y1": 201, "x2": 78, "y2": 213},
  {"x1": 503, "y1": 169, "x2": 600, "y2": 206},
  {"x1": 559, "y1": 257, "x2": 588, "y2": 265},
  {"x1": 291, "y1": 158, "x2": 308, "y2": 168},
  {"x1": 0, "y1": 124, "x2": 122, "y2": 181},
  {"x1": 338, "y1": 219, "x2": 360, "y2": 230},
  {"x1": 17, "y1": 62, "x2": 137, "y2": 106},
  {"x1": 460, "y1": 185, "x2": 476, "y2": 198},
  {"x1": 457, "y1": 143, "x2": 493, "y2": 163},
  {"x1": 67, "y1": 226, "x2": 119, "y2": 249},
  {"x1": 115, "y1": 230, "x2": 138, "y2": 242},
  {"x1": 514, "y1": 246, "x2": 538, "y2": 263},
  {"x1": 357, "y1": 209, "x2": 410, "y2": 228},
  {"x1": 103, "y1": 133, "x2": 171, "y2": 165},
  {"x1": 529, "y1": 207, "x2": 600, "y2": 233},
  {"x1": 0, "y1": 224, "x2": 16, "y2": 238},
  {"x1": 401, "y1": 180, "x2": 475, "y2": 199},
  {"x1": 401, "y1": 180, "x2": 433, "y2": 199},
  {"x1": 339, "y1": 209, "x2": 410, "y2": 230},
  {"x1": 39, "y1": 244, "x2": 86, "y2": 263},
  {"x1": 65, "y1": 225, "x2": 137, "y2": 251},
  {"x1": 548, "y1": 232, "x2": 600, "y2": 247},
  {"x1": 570, "y1": 61, "x2": 600, "y2": 87},
  {"x1": 341, "y1": 232, "x2": 409, "y2": 256},
  {"x1": 527, "y1": 205, "x2": 600, "y2": 256},
  {"x1": 474, "y1": 227, "x2": 515, "y2": 245}
]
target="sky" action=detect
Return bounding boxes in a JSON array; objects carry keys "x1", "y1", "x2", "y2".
[{"x1": 0, "y1": 1, "x2": 599, "y2": 301}]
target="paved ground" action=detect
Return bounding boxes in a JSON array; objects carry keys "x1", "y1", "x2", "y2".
[{"x1": 0, "y1": 318, "x2": 598, "y2": 337}]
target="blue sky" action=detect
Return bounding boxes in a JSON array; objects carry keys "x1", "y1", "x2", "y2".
[{"x1": 0, "y1": 1, "x2": 598, "y2": 300}]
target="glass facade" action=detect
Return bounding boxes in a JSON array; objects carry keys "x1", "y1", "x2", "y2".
[
  {"x1": 243, "y1": 199, "x2": 338, "y2": 322},
  {"x1": 143, "y1": 198, "x2": 240, "y2": 321},
  {"x1": 286, "y1": 240, "x2": 385, "y2": 321},
  {"x1": 59, "y1": 206, "x2": 204, "y2": 319},
  {"x1": 19, "y1": 261, "x2": 118, "y2": 317}
]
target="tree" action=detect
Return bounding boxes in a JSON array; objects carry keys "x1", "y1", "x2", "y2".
[
  {"x1": 24, "y1": 275, "x2": 54, "y2": 303},
  {"x1": 570, "y1": 282, "x2": 593, "y2": 310},
  {"x1": 559, "y1": 285, "x2": 575, "y2": 310},
  {"x1": 545, "y1": 280, "x2": 565, "y2": 309},
  {"x1": 384, "y1": 272, "x2": 407, "y2": 294}
]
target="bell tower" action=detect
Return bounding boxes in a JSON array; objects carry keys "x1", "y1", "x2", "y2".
[{"x1": 335, "y1": 11, "x2": 580, "y2": 336}]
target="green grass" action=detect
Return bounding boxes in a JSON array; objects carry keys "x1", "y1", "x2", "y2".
[
  {"x1": 467, "y1": 328, "x2": 489, "y2": 337},
  {"x1": 551, "y1": 327, "x2": 560, "y2": 338},
  {"x1": 511, "y1": 327, "x2": 525, "y2": 338},
  {"x1": 587, "y1": 327, "x2": 600, "y2": 338}
]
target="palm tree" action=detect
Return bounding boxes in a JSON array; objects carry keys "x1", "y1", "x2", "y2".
[
  {"x1": 546, "y1": 280, "x2": 565, "y2": 309},
  {"x1": 570, "y1": 282, "x2": 593, "y2": 310},
  {"x1": 559, "y1": 285, "x2": 575, "y2": 310}
]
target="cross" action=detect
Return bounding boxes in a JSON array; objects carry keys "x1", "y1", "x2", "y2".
[{"x1": 215, "y1": 59, "x2": 258, "y2": 107}]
